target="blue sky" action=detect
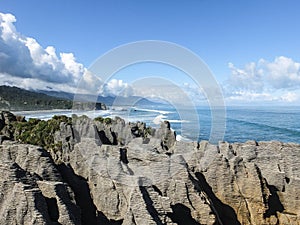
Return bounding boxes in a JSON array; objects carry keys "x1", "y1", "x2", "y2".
[{"x1": 1, "y1": 0, "x2": 300, "y2": 105}]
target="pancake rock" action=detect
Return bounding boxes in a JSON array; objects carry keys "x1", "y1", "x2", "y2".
[{"x1": 0, "y1": 111, "x2": 299, "y2": 225}]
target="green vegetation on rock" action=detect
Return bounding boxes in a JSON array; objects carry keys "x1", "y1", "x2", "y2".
[
  {"x1": 12, "y1": 115, "x2": 71, "y2": 152},
  {"x1": 94, "y1": 116, "x2": 112, "y2": 124}
]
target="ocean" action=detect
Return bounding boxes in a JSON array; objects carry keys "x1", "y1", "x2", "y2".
[{"x1": 15, "y1": 104, "x2": 300, "y2": 144}]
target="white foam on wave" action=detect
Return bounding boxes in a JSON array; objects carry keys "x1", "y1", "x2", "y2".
[
  {"x1": 15, "y1": 109, "x2": 114, "y2": 121},
  {"x1": 167, "y1": 119, "x2": 189, "y2": 123},
  {"x1": 153, "y1": 114, "x2": 167, "y2": 125},
  {"x1": 14, "y1": 110, "x2": 72, "y2": 120},
  {"x1": 122, "y1": 116, "x2": 151, "y2": 123},
  {"x1": 83, "y1": 110, "x2": 112, "y2": 118},
  {"x1": 111, "y1": 106, "x2": 128, "y2": 111},
  {"x1": 131, "y1": 107, "x2": 171, "y2": 115},
  {"x1": 176, "y1": 135, "x2": 192, "y2": 142}
]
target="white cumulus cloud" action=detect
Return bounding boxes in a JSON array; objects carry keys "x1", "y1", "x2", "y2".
[
  {"x1": 261, "y1": 56, "x2": 300, "y2": 89},
  {"x1": 226, "y1": 56, "x2": 300, "y2": 104},
  {"x1": 0, "y1": 12, "x2": 132, "y2": 97},
  {"x1": 100, "y1": 79, "x2": 133, "y2": 97},
  {"x1": 227, "y1": 62, "x2": 264, "y2": 92},
  {"x1": 280, "y1": 92, "x2": 298, "y2": 102},
  {"x1": 0, "y1": 12, "x2": 85, "y2": 89}
]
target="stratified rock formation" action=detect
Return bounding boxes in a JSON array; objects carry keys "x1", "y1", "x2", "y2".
[
  {"x1": 0, "y1": 111, "x2": 299, "y2": 225},
  {"x1": 0, "y1": 143, "x2": 81, "y2": 225}
]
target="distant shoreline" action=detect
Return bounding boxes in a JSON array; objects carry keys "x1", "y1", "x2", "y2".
[{"x1": 11, "y1": 109, "x2": 73, "y2": 114}]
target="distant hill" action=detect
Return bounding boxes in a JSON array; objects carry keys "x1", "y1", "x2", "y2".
[
  {"x1": 0, "y1": 85, "x2": 157, "y2": 111},
  {"x1": 0, "y1": 86, "x2": 73, "y2": 111},
  {"x1": 37, "y1": 89, "x2": 75, "y2": 100},
  {"x1": 39, "y1": 90, "x2": 161, "y2": 107}
]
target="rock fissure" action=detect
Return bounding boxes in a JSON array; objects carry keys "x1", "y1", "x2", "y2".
[
  {"x1": 185, "y1": 182, "x2": 196, "y2": 210},
  {"x1": 139, "y1": 186, "x2": 164, "y2": 225},
  {"x1": 234, "y1": 173, "x2": 252, "y2": 225}
]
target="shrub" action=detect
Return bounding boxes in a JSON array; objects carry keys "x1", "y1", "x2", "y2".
[
  {"x1": 12, "y1": 115, "x2": 72, "y2": 151},
  {"x1": 94, "y1": 116, "x2": 112, "y2": 124},
  {"x1": 94, "y1": 116, "x2": 104, "y2": 123},
  {"x1": 104, "y1": 117, "x2": 112, "y2": 124}
]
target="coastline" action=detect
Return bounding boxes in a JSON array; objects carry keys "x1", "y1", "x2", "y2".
[
  {"x1": 8, "y1": 106, "x2": 300, "y2": 144},
  {"x1": 0, "y1": 110, "x2": 300, "y2": 224},
  {"x1": 0, "y1": 110, "x2": 299, "y2": 224}
]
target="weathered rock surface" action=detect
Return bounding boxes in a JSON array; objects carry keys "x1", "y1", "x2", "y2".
[
  {"x1": 189, "y1": 140, "x2": 300, "y2": 225},
  {"x1": 0, "y1": 111, "x2": 299, "y2": 225},
  {"x1": 0, "y1": 143, "x2": 81, "y2": 225}
]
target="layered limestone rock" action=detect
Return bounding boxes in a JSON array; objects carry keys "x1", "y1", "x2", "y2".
[
  {"x1": 188, "y1": 140, "x2": 300, "y2": 225},
  {"x1": 0, "y1": 111, "x2": 24, "y2": 141},
  {"x1": 0, "y1": 111, "x2": 299, "y2": 225},
  {"x1": 0, "y1": 143, "x2": 81, "y2": 225}
]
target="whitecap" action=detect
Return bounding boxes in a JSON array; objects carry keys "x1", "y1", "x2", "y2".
[
  {"x1": 176, "y1": 135, "x2": 191, "y2": 142},
  {"x1": 167, "y1": 119, "x2": 189, "y2": 123},
  {"x1": 153, "y1": 114, "x2": 167, "y2": 125},
  {"x1": 131, "y1": 107, "x2": 171, "y2": 115}
]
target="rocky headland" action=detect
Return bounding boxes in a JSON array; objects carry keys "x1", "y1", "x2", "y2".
[
  {"x1": 0, "y1": 86, "x2": 107, "y2": 111},
  {"x1": 0, "y1": 111, "x2": 299, "y2": 225}
]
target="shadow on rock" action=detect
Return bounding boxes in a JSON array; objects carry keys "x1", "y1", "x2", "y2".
[
  {"x1": 167, "y1": 203, "x2": 200, "y2": 225},
  {"x1": 264, "y1": 184, "x2": 284, "y2": 218},
  {"x1": 193, "y1": 172, "x2": 241, "y2": 225},
  {"x1": 57, "y1": 164, "x2": 122, "y2": 225},
  {"x1": 139, "y1": 186, "x2": 164, "y2": 225}
]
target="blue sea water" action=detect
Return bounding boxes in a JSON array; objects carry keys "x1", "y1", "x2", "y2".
[
  {"x1": 224, "y1": 106, "x2": 300, "y2": 144},
  {"x1": 17, "y1": 105, "x2": 300, "y2": 144},
  {"x1": 125, "y1": 105, "x2": 300, "y2": 144}
]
